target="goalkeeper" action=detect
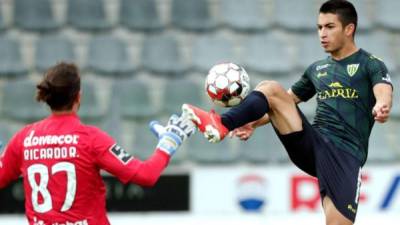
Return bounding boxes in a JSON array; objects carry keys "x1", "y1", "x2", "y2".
[{"x1": 0, "y1": 62, "x2": 195, "y2": 225}]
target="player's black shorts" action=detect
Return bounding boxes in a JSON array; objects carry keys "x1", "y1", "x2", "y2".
[{"x1": 273, "y1": 109, "x2": 362, "y2": 223}]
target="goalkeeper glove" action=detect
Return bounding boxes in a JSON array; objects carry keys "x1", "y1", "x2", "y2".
[{"x1": 149, "y1": 114, "x2": 196, "y2": 156}]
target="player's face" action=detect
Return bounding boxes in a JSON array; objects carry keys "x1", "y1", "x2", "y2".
[{"x1": 317, "y1": 13, "x2": 348, "y2": 53}]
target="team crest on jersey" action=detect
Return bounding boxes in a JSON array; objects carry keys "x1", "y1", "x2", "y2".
[
  {"x1": 110, "y1": 144, "x2": 133, "y2": 164},
  {"x1": 347, "y1": 64, "x2": 359, "y2": 77}
]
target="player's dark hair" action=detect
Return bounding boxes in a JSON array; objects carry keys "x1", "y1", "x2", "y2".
[
  {"x1": 36, "y1": 62, "x2": 81, "y2": 111},
  {"x1": 319, "y1": 0, "x2": 358, "y2": 36}
]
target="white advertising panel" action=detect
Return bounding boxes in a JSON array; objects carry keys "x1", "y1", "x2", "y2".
[{"x1": 192, "y1": 165, "x2": 400, "y2": 214}]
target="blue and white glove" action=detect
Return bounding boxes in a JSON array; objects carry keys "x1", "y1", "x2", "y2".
[{"x1": 149, "y1": 114, "x2": 196, "y2": 156}]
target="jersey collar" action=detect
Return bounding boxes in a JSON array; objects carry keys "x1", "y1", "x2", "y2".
[
  {"x1": 49, "y1": 112, "x2": 80, "y2": 120},
  {"x1": 328, "y1": 48, "x2": 362, "y2": 65}
]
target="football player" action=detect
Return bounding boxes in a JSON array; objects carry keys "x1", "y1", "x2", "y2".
[
  {"x1": 182, "y1": 1, "x2": 393, "y2": 224},
  {"x1": 0, "y1": 62, "x2": 196, "y2": 225}
]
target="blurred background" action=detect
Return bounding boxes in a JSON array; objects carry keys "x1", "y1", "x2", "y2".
[{"x1": 0, "y1": 0, "x2": 398, "y2": 224}]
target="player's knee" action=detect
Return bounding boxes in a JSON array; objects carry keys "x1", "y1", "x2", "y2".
[
  {"x1": 255, "y1": 80, "x2": 289, "y2": 107},
  {"x1": 255, "y1": 80, "x2": 286, "y2": 97}
]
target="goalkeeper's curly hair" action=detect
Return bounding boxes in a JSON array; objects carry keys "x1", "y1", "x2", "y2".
[{"x1": 36, "y1": 62, "x2": 81, "y2": 111}]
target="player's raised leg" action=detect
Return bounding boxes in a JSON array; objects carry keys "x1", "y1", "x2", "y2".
[{"x1": 182, "y1": 80, "x2": 303, "y2": 142}]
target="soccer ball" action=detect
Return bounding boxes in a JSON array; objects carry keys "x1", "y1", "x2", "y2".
[{"x1": 205, "y1": 62, "x2": 250, "y2": 107}]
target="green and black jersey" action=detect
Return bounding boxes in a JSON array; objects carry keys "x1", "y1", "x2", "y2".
[{"x1": 291, "y1": 48, "x2": 393, "y2": 165}]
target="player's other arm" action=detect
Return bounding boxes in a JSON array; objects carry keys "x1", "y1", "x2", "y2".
[
  {"x1": 368, "y1": 57, "x2": 393, "y2": 123},
  {"x1": 0, "y1": 135, "x2": 22, "y2": 189},
  {"x1": 372, "y1": 83, "x2": 393, "y2": 123}
]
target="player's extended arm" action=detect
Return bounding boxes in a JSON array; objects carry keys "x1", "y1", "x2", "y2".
[
  {"x1": 233, "y1": 89, "x2": 302, "y2": 140},
  {"x1": 372, "y1": 83, "x2": 393, "y2": 123},
  {"x1": 97, "y1": 114, "x2": 195, "y2": 187},
  {"x1": 126, "y1": 114, "x2": 195, "y2": 187}
]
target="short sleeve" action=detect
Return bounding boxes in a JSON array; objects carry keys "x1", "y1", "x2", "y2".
[
  {"x1": 0, "y1": 132, "x2": 23, "y2": 188},
  {"x1": 367, "y1": 56, "x2": 393, "y2": 89},
  {"x1": 291, "y1": 65, "x2": 316, "y2": 102},
  {"x1": 91, "y1": 128, "x2": 139, "y2": 183}
]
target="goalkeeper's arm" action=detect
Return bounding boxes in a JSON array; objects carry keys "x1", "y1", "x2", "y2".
[{"x1": 0, "y1": 138, "x2": 22, "y2": 189}]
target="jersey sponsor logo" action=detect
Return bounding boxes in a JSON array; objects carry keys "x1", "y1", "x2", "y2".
[
  {"x1": 318, "y1": 82, "x2": 359, "y2": 100},
  {"x1": 316, "y1": 63, "x2": 330, "y2": 71},
  {"x1": 110, "y1": 144, "x2": 133, "y2": 164},
  {"x1": 318, "y1": 88, "x2": 359, "y2": 100},
  {"x1": 24, "y1": 130, "x2": 79, "y2": 147},
  {"x1": 347, "y1": 64, "x2": 359, "y2": 77}
]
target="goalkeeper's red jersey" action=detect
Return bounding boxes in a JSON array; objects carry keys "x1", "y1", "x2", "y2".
[{"x1": 0, "y1": 113, "x2": 170, "y2": 225}]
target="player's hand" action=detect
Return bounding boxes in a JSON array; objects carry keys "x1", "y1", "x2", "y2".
[
  {"x1": 149, "y1": 114, "x2": 196, "y2": 155},
  {"x1": 230, "y1": 123, "x2": 255, "y2": 141},
  {"x1": 372, "y1": 102, "x2": 391, "y2": 123},
  {"x1": 165, "y1": 113, "x2": 197, "y2": 141}
]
